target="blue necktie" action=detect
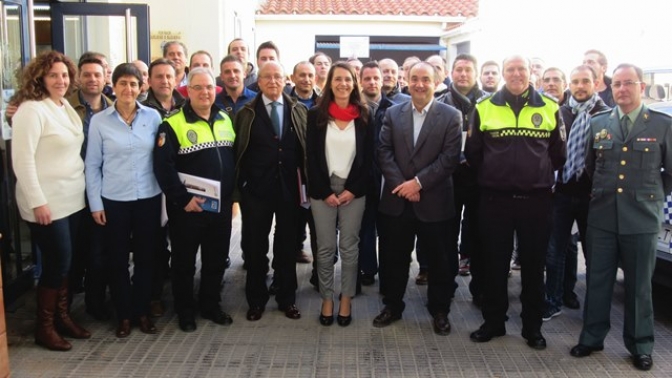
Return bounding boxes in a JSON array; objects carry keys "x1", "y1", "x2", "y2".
[{"x1": 271, "y1": 101, "x2": 281, "y2": 136}]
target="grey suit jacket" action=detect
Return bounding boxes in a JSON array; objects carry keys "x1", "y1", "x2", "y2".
[
  {"x1": 586, "y1": 105, "x2": 672, "y2": 234},
  {"x1": 377, "y1": 100, "x2": 462, "y2": 222}
]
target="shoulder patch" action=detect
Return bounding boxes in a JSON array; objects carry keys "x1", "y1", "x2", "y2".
[{"x1": 591, "y1": 108, "x2": 612, "y2": 119}]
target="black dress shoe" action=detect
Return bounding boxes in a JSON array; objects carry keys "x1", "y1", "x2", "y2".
[
  {"x1": 372, "y1": 308, "x2": 402, "y2": 328},
  {"x1": 563, "y1": 294, "x2": 581, "y2": 310},
  {"x1": 432, "y1": 313, "x2": 451, "y2": 336},
  {"x1": 633, "y1": 354, "x2": 653, "y2": 371},
  {"x1": 337, "y1": 314, "x2": 352, "y2": 327},
  {"x1": 522, "y1": 331, "x2": 547, "y2": 350},
  {"x1": 319, "y1": 313, "x2": 334, "y2": 326},
  {"x1": 246, "y1": 306, "x2": 264, "y2": 321},
  {"x1": 268, "y1": 280, "x2": 279, "y2": 296},
  {"x1": 470, "y1": 324, "x2": 506, "y2": 342},
  {"x1": 178, "y1": 311, "x2": 197, "y2": 332},
  {"x1": 279, "y1": 304, "x2": 301, "y2": 319},
  {"x1": 202, "y1": 308, "x2": 233, "y2": 325},
  {"x1": 570, "y1": 344, "x2": 603, "y2": 357},
  {"x1": 137, "y1": 315, "x2": 158, "y2": 334}
]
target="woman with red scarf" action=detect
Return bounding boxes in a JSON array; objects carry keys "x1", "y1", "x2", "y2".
[{"x1": 306, "y1": 62, "x2": 373, "y2": 327}]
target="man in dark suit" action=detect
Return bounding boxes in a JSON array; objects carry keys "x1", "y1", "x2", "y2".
[
  {"x1": 571, "y1": 63, "x2": 672, "y2": 371},
  {"x1": 234, "y1": 61, "x2": 307, "y2": 322},
  {"x1": 373, "y1": 61, "x2": 462, "y2": 335}
]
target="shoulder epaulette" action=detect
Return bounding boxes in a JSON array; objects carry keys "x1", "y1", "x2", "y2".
[{"x1": 648, "y1": 107, "x2": 672, "y2": 119}]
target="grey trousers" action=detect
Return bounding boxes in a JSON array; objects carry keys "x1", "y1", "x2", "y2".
[{"x1": 310, "y1": 175, "x2": 366, "y2": 299}]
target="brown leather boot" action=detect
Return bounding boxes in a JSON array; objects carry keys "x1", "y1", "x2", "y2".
[
  {"x1": 35, "y1": 286, "x2": 72, "y2": 351},
  {"x1": 55, "y1": 279, "x2": 91, "y2": 339}
]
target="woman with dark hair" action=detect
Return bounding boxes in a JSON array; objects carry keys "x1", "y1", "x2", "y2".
[
  {"x1": 85, "y1": 63, "x2": 162, "y2": 337},
  {"x1": 12, "y1": 50, "x2": 91, "y2": 351},
  {"x1": 306, "y1": 62, "x2": 373, "y2": 326}
]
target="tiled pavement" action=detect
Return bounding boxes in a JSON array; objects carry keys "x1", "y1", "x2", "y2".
[{"x1": 5, "y1": 215, "x2": 672, "y2": 377}]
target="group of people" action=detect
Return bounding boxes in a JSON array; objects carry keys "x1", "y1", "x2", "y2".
[{"x1": 6, "y1": 39, "x2": 670, "y2": 372}]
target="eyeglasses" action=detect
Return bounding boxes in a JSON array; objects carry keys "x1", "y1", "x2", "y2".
[
  {"x1": 611, "y1": 81, "x2": 642, "y2": 89},
  {"x1": 259, "y1": 75, "x2": 284, "y2": 82},
  {"x1": 189, "y1": 85, "x2": 215, "y2": 92}
]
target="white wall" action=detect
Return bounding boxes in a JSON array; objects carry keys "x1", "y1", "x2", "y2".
[
  {"x1": 115, "y1": 0, "x2": 257, "y2": 64},
  {"x1": 254, "y1": 18, "x2": 446, "y2": 71}
]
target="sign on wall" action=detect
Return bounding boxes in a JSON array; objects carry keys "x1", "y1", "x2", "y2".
[
  {"x1": 151, "y1": 30, "x2": 183, "y2": 61},
  {"x1": 339, "y1": 36, "x2": 369, "y2": 59}
]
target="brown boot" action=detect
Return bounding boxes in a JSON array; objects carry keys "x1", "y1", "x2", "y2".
[
  {"x1": 55, "y1": 279, "x2": 91, "y2": 339},
  {"x1": 35, "y1": 286, "x2": 72, "y2": 351}
]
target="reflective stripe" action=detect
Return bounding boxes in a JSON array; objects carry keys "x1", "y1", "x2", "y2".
[{"x1": 178, "y1": 140, "x2": 234, "y2": 155}]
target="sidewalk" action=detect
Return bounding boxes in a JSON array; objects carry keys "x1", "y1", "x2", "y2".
[{"x1": 6, "y1": 215, "x2": 672, "y2": 377}]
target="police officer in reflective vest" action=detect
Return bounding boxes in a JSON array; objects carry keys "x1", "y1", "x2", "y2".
[
  {"x1": 465, "y1": 55, "x2": 566, "y2": 350},
  {"x1": 153, "y1": 68, "x2": 236, "y2": 332}
]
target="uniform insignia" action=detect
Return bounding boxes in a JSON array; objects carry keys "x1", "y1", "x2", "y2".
[
  {"x1": 644, "y1": 113, "x2": 649, "y2": 120},
  {"x1": 637, "y1": 137, "x2": 657, "y2": 142},
  {"x1": 157, "y1": 132, "x2": 166, "y2": 147},
  {"x1": 187, "y1": 130, "x2": 198, "y2": 144},
  {"x1": 599, "y1": 129, "x2": 607, "y2": 139},
  {"x1": 531, "y1": 113, "x2": 543, "y2": 128},
  {"x1": 595, "y1": 132, "x2": 601, "y2": 142},
  {"x1": 559, "y1": 124, "x2": 566, "y2": 142}
]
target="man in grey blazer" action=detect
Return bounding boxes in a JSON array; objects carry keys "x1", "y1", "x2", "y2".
[
  {"x1": 571, "y1": 63, "x2": 672, "y2": 371},
  {"x1": 373, "y1": 61, "x2": 462, "y2": 335}
]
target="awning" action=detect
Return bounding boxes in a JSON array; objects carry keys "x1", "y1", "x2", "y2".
[{"x1": 315, "y1": 42, "x2": 446, "y2": 51}]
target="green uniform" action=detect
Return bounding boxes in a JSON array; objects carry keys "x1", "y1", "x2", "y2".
[{"x1": 581, "y1": 105, "x2": 672, "y2": 355}]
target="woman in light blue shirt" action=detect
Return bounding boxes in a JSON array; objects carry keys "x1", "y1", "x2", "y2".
[{"x1": 85, "y1": 63, "x2": 162, "y2": 338}]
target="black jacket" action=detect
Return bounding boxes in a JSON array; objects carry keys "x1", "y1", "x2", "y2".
[{"x1": 305, "y1": 106, "x2": 373, "y2": 200}]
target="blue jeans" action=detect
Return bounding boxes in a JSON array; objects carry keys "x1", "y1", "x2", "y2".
[
  {"x1": 28, "y1": 210, "x2": 82, "y2": 288},
  {"x1": 544, "y1": 192, "x2": 589, "y2": 310}
]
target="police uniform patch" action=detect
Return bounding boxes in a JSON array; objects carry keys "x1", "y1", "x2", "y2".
[
  {"x1": 187, "y1": 130, "x2": 198, "y2": 144},
  {"x1": 531, "y1": 113, "x2": 543, "y2": 128},
  {"x1": 157, "y1": 132, "x2": 166, "y2": 147}
]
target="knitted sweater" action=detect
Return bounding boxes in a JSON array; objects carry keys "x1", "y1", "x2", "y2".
[{"x1": 12, "y1": 98, "x2": 85, "y2": 222}]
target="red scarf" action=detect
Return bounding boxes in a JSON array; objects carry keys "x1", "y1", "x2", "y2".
[{"x1": 328, "y1": 102, "x2": 360, "y2": 122}]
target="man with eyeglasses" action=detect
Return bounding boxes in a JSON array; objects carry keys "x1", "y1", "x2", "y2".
[
  {"x1": 234, "y1": 61, "x2": 307, "y2": 322},
  {"x1": 541, "y1": 67, "x2": 568, "y2": 106},
  {"x1": 215, "y1": 55, "x2": 257, "y2": 116},
  {"x1": 153, "y1": 67, "x2": 236, "y2": 332},
  {"x1": 543, "y1": 65, "x2": 610, "y2": 323},
  {"x1": 571, "y1": 63, "x2": 672, "y2": 372},
  {"x1": 583, "y1": 49, "x2": 616, "y2": 107}
]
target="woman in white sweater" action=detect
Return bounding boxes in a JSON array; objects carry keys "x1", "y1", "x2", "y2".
[{"x1": 12, "y1": 51, "x2": 91, "y2": 351}]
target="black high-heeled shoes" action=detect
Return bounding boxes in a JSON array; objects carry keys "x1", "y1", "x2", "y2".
[
  {"x1": 319, "y1": 313, "x2": 334, "y2": 326},
  {"x1": 337, "y1": 300, "x2": 352, "y2": 327}
]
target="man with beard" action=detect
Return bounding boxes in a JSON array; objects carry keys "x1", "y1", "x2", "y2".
[{"x1": 543, "y1": 65, "x2": 610, "y2": 322}]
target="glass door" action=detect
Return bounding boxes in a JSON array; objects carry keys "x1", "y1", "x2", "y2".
[
  {"x1": 50, "y1": 2, "x2": 150, "y2": 65},
  {"x1": 1, "y1": 0, "x2": 32, "y2": 305}
]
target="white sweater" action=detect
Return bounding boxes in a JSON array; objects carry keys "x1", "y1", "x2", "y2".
[{"x1": 12, "y1": 98, "x2": 85, "y2": 222}]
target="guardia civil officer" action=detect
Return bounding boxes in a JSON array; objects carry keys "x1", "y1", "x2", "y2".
[{"x1": 571, "y1": 63, "x2": 672, "y2": 372}]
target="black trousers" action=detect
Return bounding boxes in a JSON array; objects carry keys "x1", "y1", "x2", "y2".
[
  {"x1": 168, "y1": 200, "x2": 232, "y2": 315},
  {"x1": 377, "y1": 207, "x2": 457, "y2": 315},
  {"x1": 241, "y1": 188, "x2": 299, "y2": 309},
  {"x1": 450, "y1": 178, "x2": 481, "y2": 298},
  {"x1": 479, "y1": 191, "x2": 552, "y2": 332},
  {"x1": 102, "y1": 196, "x2": 160, "y2": 320}
]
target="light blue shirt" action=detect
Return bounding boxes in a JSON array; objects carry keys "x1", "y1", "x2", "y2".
[{"x1": 85, "y1": 102, "x2": 162, "y2": 212}]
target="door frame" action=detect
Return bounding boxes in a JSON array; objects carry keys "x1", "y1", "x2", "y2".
[{"x1": 50, "y1": 2, "x2": 150, "y2": 63}]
